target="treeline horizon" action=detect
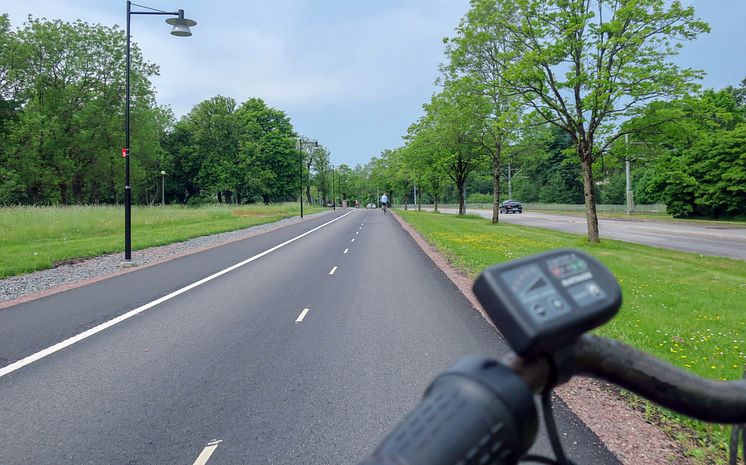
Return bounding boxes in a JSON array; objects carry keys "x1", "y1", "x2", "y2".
[
  {"x1": 1, "y1": 6, "x2": 744, "y2": 224},
  {"x1": 0, "y1": 14, "x2": 347, "y2": 207}
]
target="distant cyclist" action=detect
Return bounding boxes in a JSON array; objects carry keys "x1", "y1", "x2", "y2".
[{"x1": 380, "y1": 193, "x2": 389, "y2": 214}]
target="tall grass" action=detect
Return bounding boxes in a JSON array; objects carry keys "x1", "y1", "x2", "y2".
[{"x1": 0, "y1": 203, "x2": 323, "y2": 278}]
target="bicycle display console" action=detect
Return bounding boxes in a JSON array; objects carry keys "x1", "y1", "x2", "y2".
[{"x1": 473, "y1": 249, "x2": 622, "y2": 358}]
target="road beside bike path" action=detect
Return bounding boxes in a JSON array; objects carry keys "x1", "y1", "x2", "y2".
[{"x1": 430, "y1": 207, "x2": 746, "y2": 260}]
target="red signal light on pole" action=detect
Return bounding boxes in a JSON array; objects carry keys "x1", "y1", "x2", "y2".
[{"x1": 122, "y1": 148, "x2": 128, "y2": 158}]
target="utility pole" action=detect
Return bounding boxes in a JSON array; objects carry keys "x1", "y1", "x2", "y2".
[
  {"x1": 625, "y1": 134, "x2": 633, "y2": 215},
  {"x1": 508, "y1": 164, "x2": 512, "y2": 199}
]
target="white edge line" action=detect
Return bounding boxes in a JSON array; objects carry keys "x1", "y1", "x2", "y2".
[
  {"x1": 295, "y1": 308, "x2": 310, "y2": 323},
  {"x1": 192, "y1": 440, "x2": 222, "y2": 465},
  {"x1": 0, "y1": 211, "x2": 355, "y2": 379},
  {"x1": 329, "y1": 266, "x2": 338, "y2": 275}
]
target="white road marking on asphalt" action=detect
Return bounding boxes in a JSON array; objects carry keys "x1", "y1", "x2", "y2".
[
  {"x1": 296, "y1": 308, "x2": 310, "y2": 323},
  {"x1": 192, "y1": 440, "x2": 222, "y2": 465},
  {"x1": 351, "y1": 238, "x2": 355, "y2": 242},
  {"x1": 0, "y1": 211, "x2": 356, "y2": 379},
  {"x1": 344, "y1": 249, "x2": 349, "y2": 254},
  {"x1": 329, "y1": 266, "x2": 338, "y2": 275}
]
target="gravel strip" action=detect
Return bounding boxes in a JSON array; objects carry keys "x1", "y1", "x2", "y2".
[{"x1": 0, "y1": 210, "x2": 332, "y2": 306}]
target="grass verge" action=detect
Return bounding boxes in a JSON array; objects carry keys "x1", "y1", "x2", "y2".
[
  {"x1": 0, "y1": 203, "x2": 324, "y2": 278},
  {"x1": 397, "y1": 209, "x2": 746, "y2": 463}
]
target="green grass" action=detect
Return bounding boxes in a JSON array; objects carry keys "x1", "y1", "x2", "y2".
[
  {"x1": 0, "y1": 203, "x2": 324, "y2": 278},
  {"x1": 397, "y1": 209, "x2": 746, "y2": 463}
]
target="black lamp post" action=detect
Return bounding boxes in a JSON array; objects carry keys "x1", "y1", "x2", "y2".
[
  {"x1": 297, "y1": 137, "x2": 318, "y2": 219},
  {"x1": 123, "y1": 1, "x2": 195, "y2": 263},
  {"x1": 160, "y1": 170, "x2": 166, "y2": 205}
]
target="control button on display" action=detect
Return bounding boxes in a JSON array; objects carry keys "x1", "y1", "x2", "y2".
[
  {"x1": 550, "y1": 298, "x2": 564, "y2": 310},
  {"x1": 588, "y1": 283, "x2": 601, "y2": 297},
  {"x1": 532, "y1": 303, "x2": 547, "y2": 317}
]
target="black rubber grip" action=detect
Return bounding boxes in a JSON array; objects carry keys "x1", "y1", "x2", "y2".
[{"x1": 359, "y1": 357, "x2": 537, "y2": 465}]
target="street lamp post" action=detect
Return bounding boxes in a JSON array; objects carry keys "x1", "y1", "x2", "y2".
[
  {"x1": 123, "y1": 1, "x2": 195, "y2": 263},
  {"x1": 160, "y1": 170, "x2": 166, "y2": 205}
]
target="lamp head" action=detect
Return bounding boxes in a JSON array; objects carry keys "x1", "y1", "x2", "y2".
[{"x1": 166, "y1": 10, "x2": 196, "y2": 37}]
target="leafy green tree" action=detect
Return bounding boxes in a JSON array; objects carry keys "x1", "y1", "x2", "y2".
[
  {"x1": 446, "y1": 0, "x2": 523, "y2": 222},
  {"x1": 626, "y1": 86, "x2": 745, "y2": 217},
  {"x1": 178, "y1": 96, "x2": 240, "y2": 203},
  {"x1": 0, "y1": 16, "x2": 164, "y2": 205},
  {"x1": 403, "y1": 122, "x2": 449, "y2": 212},
  {"x1": 419, "y1": 79, "x2": 489, "y2": 214},
  {"x1": 650, "y1": 123, "x2": 746, "y2": 217},
  {"x1": 236, "y1": 98, "x2": 297, "y2": 203},
  {"x1": 310, "y1": 145, "x2": 331, "y2": 204},
  {"x1": 498, "y1": 0, "x2": 708, "y2": 241}
]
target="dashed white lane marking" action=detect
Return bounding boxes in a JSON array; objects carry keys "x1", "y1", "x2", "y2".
[
  {"x1": 296, "y1": 308, "x2": 310, "y2": 323},
  {"x1": 192, "y1": 440, "x2": 222, "y2": 465},
  {"x1": 351, "y1": 238, "x2": 355, "y2": 242},
  {"x1": 0, "y1": 211, "x2": 356, "y2": 379},
  {"x1": 356, "y1": 232, "x2": 359, "y2": 235},
  {"x1": 329, "y1": 266, "x2": 338, "y2": 275},
  {"x1": 344, "y1": 249, "x2": 349, "y2": 254}
]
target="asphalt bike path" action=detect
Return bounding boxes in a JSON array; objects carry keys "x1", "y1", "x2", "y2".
[
  {"x1": 0, "y1": 209, "x2": 619, "y2": 464},
  {"x1": 0, "y1": 209, "x2": 351, "y2": 366}
]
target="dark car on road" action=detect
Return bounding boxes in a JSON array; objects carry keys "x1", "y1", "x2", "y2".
[{"x1": 500, "y1": 200, "x2": 523, "y2": 214}]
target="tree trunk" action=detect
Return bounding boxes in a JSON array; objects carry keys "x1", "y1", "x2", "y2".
[
  {"x1": 306, "y1": 184, "x2": 312, "y2": 204},
  {"x1": 217, "y1": 191, "x2": 223, "y2": 204},
  {"x1": 224, "y1": 191, "x2": 233, "y2": 204},
  {"x1": 580, "y1": 145, "x2": 600, "y2": 243},
  {"x1": 59, "y1": 183, "x2": 68, "y2": 206},
  {"x1": 434, "y1": 195, "x2": 439, "y2": 213},
  {"x1": 457, "y1": 180, "x2": 465, "y2": 215},
  {"x1": 492, "y1": 153, "x2": 500, "y2": 224}
]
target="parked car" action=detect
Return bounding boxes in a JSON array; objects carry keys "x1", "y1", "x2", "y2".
[{"x1": 500, "y1": 199, "x2": 523, "y2": 214}]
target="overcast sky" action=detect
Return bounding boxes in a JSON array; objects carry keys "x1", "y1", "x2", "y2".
[{"x1": 3, "y1": 1, "x2": 745, "y2": 167}]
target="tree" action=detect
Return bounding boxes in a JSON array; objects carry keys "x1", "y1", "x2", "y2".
[
  {"x1": 310, "y1": 145, "x2": 331, "y2": 204},
  {"x1": 446, "y1": 0, "x2": 523, "y2": 223},
  {"x1": 179, "y1": 96, "x2": 240, "y2": 203},
  {"x1": 0, "y1": 16, "x2": 165, "y2": 205},
  {"x1": 404, "y1": 116, "x2": 450, "y2": 212},
  {"x1": 418, "y1": 79, "x2": 489, "y2": 215},
  {"x1": 498, "y1": 0, "x2": 709, "y2": 241},
  {"x1": 235, "y1": 98, "x2": 297, "y2": 204},
  {"x1": 624, "y1": 86, "x2": 745, "y2": 217}
]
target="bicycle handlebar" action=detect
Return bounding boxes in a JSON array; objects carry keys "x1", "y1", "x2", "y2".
[
  {"x1": 359, "y1": 357, "x2": 538, "y2": 465},
  {"x1": 361, "y1": 336, "x2": 746, "y2": 465},
  {"x1": 575, "y1": 335, "x2": 746, "y2": 423}
]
